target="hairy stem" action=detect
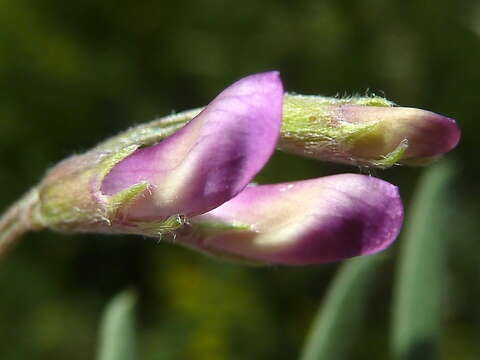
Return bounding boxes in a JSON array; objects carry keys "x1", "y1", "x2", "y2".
[{"x1": 0, "y1": 188, "x2": 40, "y2": 261}]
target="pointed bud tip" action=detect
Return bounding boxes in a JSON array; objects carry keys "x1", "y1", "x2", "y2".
[
  {"x1": 417, "y1": 109, "x2": 460, "y2": 155},
  {"x1": 389, "y1": 107, "x2": 461, "y2": 160}
]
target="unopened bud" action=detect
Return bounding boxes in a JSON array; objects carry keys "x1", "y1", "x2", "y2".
[{"x1": 279, "y1": 94, "x2": 460, "y2": 168}]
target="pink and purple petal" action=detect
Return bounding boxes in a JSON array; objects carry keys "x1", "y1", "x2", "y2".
[
  {"x1": 187, "y1": 174, "x2": 403, "y2": 265},
  {"x1": 101, "y1": 72, "x2": 283, "y2": 220},
  {"x1": 339, "y1": 105, "x2": 461, "y2": 161}
]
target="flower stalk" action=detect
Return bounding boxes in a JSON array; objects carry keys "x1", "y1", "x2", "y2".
[{"x1": 0, "y1": 188, "x2": 40, "y2": 261}]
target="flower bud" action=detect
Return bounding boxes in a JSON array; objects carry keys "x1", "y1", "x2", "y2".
[
  {"x1": 31, "y1": 72, "x2": 284, "y2": 233},
  {"x1": 183, "y1": 174, "x2": 403, "y2": 265},
  {"x1": 279, "y1": 94, "x2": 460, "y2": 168}
]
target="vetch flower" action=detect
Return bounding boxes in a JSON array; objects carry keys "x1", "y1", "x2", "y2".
[
  {"x1": 279, "y1": 94, "x2": 461, "y2": 167},
  {"x1": 0, "y1": 71, "x2": 459, "y2": 265},
  {"x1": 183, "y1": 175, "x2": 403, "y2": 265},
  {"x1": 32, "y1": 72, "x2": 283, "y2": 234}
]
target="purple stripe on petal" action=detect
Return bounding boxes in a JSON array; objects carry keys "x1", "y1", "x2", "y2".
[
  {"x1": 188, "y1": 174, "x2": 403, "y2": 265},
  {"x1": 101, "y1": 72, "x2": 283, "y2": 220}
]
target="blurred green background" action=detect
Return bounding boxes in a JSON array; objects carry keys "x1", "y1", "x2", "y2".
[{"x1": 0, "y1": 0, "x2": 479, "y2": 359}]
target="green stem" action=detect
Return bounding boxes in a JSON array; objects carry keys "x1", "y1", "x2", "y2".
[{"x1": 0, "y1": 188, "x2": 40, "y2": 261}]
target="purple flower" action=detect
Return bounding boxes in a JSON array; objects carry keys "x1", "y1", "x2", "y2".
[
  {"x1": 100, "y1": 72, "x2": 283, "y2": 221},
  {"x1": 280, "y1": 94, "x2": 461, "y2": 167},
  {"x1": 186, "y1": 175, "x2": 402, "y2": 265},
  {"x1": 28, "y1": 71, "x2": 459, "y2": 265},
  {"x1": 335, "y1": 105, "x2": 461, "y2": 165}
]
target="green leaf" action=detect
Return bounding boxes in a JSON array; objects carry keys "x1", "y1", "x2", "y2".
[
  {"x1": 97, "y1": 290, "x2": 137, "y2": 360},
  {"x1": 299, "y1": 255, "x2": 385, "y2": 360},
  {"x1": 391, "y1": 161, "x2": 455, "y2": 359}
]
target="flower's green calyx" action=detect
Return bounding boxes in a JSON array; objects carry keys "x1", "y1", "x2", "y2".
[
  {"x1": 280, "y1": 94, "x2": 396, "y2": 167},
  {"x1": 107, "y1": 182, "x2": 150, "y2": 219},
  {"x1": 136, "y1": 215, "x2": 188, "y2": 237},
  {"x1": 32, "y1": 146, "x2": 140, "y2": 232},
  {"x1": 97, "y1": 109, "x2": 202, "y2": 152}
]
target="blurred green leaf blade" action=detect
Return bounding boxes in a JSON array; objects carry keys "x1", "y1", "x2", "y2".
[
  {"x1": 97, "y1": 290, "x2": 137, "y2": 360},
  {"x1": 299, "y1": 255, "x2": 384, "y2": 360},
  {"x1": 391, "y1": 161, "x2": 455, "y2": 359}
]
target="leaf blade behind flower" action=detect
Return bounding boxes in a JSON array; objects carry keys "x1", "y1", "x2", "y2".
[
  {"x1": 97, "y1": 290, "x2": 137, "y2": 360},
  {"x1": 391, "y1": 161, "x2": 455, "y2": 359},
  {"x1": 299, "y1": 255, "x2": 385, "y2": 360}
]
